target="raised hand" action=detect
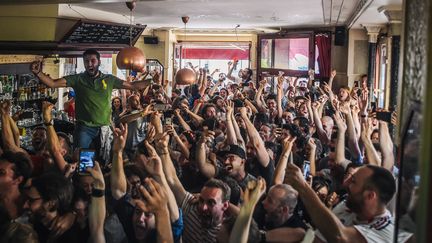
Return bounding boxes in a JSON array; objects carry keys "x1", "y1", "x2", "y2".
[
  {"x1": 113, "y1": 123, "x2": 128, "y2": 153},
  {"x1": 42, "y1": 101, "x2": 54, "y2": 123},
  {"x1": 145, "y1": 124, "x2": 156, "y2": 143},
  {"x1": 307, "y1": 138, "x2": 317, "y2": 151},
  {"x1": 226, "y1": 100, "x2": 234, "y2": 117},
  {"x1": 330, "y1": 69, "x2": 337, "y2": 79},
  {"x1": 333, "y1": 111, "x2": 347, "y2": 132},
  {"x1": 0, "y1": 100, "x2": 11, "y2": 116},
  {"x1": 243, "y1": 178, "x2": 266, "y2": 209},
  {"x1": 259, "y1": 79, "x2": 267, "y2": 89},
  {"x1": 359, "y1": 89, "x2": 369, "y2": 114},
  {"x1": 339, "y1": 101, "x2": 351, "y2": 115},
  {"x1": 239, "y1": 107, "x2": 249, "y2": 119},
  {"x1": 134, "y1": 178, "x2": 168, "y2": 214},
  {"x1": 199, "y1": 126, "x2": 215, "y2": 144},
  {"x1": 141, "y1": 104, "x2": 154, "y2": 117},
  {"x1": 30, "y1": 60, "x2": 42, "y2": 74},
  {"x1": 154, "y1": 131, "x2": 170, "y2": 151},
  {"x1": 86, "y1": 161, "x2": 105, "y2": 190},
  {"x1": 282, "y1": 136, "x2": 297, "y2": 154},
  {"x1": 138, "y1": 141, "x2": 163, "y2": 177},
  {"x1": 284, "y1": 162, "x2": 306, "y2": 190}
]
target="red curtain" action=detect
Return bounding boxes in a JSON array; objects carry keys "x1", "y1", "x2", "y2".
[{"x1": 315, "y1": 34, "x2": 331, "y2": 78}]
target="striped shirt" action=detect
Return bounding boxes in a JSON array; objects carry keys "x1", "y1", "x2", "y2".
[{"x1": 181, "y1": 192, "x2": 221, "y2": 243}]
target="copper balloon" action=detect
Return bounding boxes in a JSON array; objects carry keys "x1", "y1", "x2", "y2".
[
  {"x1": 126, "y1": 1, "x2": 136, "y2": 11},
  {"x1": 116, "y1": 46, "x2": 146, "y2": 72},
  {"x1": 181, "y1": 16, "x2": 190, "y2": 24},
  {"x1": 175, "y1": 68, "x2": 196, "y2": 85}
]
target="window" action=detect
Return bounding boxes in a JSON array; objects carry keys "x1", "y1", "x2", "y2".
[
  {"x1": 258, "y1": 32, "x2": 315, "y2": 79},
  {"x1": 175, "y1": 42, "x2": 251, "y2": 80}
]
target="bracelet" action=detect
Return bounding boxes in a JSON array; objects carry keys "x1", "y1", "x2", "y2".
[{"x1": 92, "y1": 188, "x2": 105, "y2": 198}]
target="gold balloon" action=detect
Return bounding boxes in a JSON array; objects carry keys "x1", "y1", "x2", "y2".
[
  {"x1": 116, "y1": 46, "x2": 146, "y2": 72},
  {"x1": 175, "y1": 68, "x2": 196, "y2": 85}
]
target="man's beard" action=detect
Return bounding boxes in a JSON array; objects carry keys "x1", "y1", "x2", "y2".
[
  {"x1": 86, "y1": 66, "x2": 100, "y2": 77},
  {"x1": 264, "y1": 211, "x2": 282, "y2": 230},
  {"x1": 345, "y1": 193, "x2": 364, "y2": 214}
]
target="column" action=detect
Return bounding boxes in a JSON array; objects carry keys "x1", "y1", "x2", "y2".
[
  {"x1": 379, "y1": 6, "x2": 402, "y2": 111},
  {"x1": 361, "y1": 24, "x2": 382, "y2": 103}
]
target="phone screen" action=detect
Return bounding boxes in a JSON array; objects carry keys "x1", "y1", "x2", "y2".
[
  {"x1": 303, "y1": 161, "x2": 311, "y2": 180},
  {"x1": 79, "y1": 149, "x2": 95, "y2": 173},
  {"x1": 376, "y1": 111, "x2": 392, "y2": 122}
]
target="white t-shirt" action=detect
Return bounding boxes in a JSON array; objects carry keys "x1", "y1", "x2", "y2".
[{"x1": 315, "y1": 201, "x2": 412, "y2": 243}]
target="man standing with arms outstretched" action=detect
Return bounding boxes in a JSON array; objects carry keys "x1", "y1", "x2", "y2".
[{"x1": 31, "y1": 49, "x2": 148, "y2": 150}]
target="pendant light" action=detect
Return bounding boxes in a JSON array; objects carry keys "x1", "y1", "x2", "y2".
[
  {"x1": 116, "y1": 1, "x2": 146, "y2": 72},
  {"x1": 175, "y1": 16, "x2": 196, "y2": 85}
]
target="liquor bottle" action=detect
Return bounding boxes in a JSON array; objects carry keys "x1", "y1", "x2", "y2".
[{"x1": 0, "y1": 77, "x2": 3, "y2": 94}]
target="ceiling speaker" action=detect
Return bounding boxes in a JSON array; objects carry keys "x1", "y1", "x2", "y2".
[{"x1": 144, "y1": 36, "x2": 159, "y2": 44}]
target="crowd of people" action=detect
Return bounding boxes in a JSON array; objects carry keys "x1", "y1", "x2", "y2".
[{"x1": 0, "y1": 49, "x2": 414, "y2": 243}]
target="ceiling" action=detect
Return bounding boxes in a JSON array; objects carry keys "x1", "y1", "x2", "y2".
[
  {"x1": 5, "y1": 0, "x2": 403, "y2": 31},
  {"x1": 60, "y1": 0, "x2": 402, "y2": 31}
]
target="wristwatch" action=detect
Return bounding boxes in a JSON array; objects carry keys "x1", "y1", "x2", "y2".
[
  {"x1": 44, "y1": 119, "x2": 54, "y2": 126},
  {"x1": 259, "y1": 230, "x2": 267, "y2": 243}
]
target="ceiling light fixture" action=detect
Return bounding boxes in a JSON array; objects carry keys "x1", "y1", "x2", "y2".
[
  {"x1": 175, "y1": 16, "x2": 196, "y2": 85},
  {"x1": 116, "y1": 1, "x2": 146, "y2": 72}
]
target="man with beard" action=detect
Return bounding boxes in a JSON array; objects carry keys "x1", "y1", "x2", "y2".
[
  {"x1": 31, "y1": 49, "x2": 149, "y2": 149},
  {"x1": 285, "y1": 164, "x2": 413, "y2": 243}
]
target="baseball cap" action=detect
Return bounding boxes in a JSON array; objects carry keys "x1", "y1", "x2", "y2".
[{"x1": 218, "y1": 145, "x2": 246, "y2": 160}]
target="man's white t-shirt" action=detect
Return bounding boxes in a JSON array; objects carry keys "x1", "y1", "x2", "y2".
[{"x1": 315, "y1": 201, "x2": 412, "y2": 243}]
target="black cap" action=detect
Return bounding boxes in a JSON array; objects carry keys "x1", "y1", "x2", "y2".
[{"x1": 218, "y1": 145, "x2": 246, "y2": 159}]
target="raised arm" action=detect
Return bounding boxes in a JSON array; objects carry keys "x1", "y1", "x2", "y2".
[
  {"x1": 307, "y1": 139, "x2": 317, "y2": 177},
  {"x1": 110, "y1": 124, "x2": 128, "y2": 200},
  {"x1": 180, "y1": 103, "x2": 204, "y2": 125},
  {"x1": 340, "y1": 103, "x2": 362, "y2": 161},
  {"x1": 360, "y1": 120, "x2": 381, "y2": 166},
  {"x1": 273, "y1": 136, "x2": 296, "y2": 185},
  {"x1": 226, "y1": 61, "x2": 236, "y2": 82},
  {"x1": 42, "y1": 102, "x2": 68, "y2": 173},
  {"x1": 276, "y1": 76, "x2": 284, "y2": 119},
  {"x1": 195, "y1": 128, "x2": 217, "y2": 179},
  {"x1": 379, "y1": 121, "x2": 394, "y2": 171},
  {"x1": 174, "y1": 109, "x2": 191, "y2": 131},
  {"x1": 138, "y1": 141, "x2": 180, "y2": 222},
  {"x1": 135, "y1": 178, "x2": 174, "y2": 243},
  {"x1": 328, "y1": 69, "x2": 336, "y2": 88},
  {"x1": 87, "y1": 162, "x2": 106, "y2": 243},
  {"x1": 0, "y1": 101, "x2": 23, "y2": 153},
  {"x1": 166, "y1": 125, "x2": 190, "y2": 159},
  {"x1": 31, "y1": 61, "x2": 67, "y2": 88},
  {"x1": 285, "y1": 163, "x2": 366, "y2": 243},
  {"x1": 312, "y1": 102, "x2": 330, "y2": 145},
  {"x1": 240, "y1": 107, "x2": 270, "y2": 167},
  {"x1": 119, "y1": 104, "x2": 153, "y2": 124},
  {"x1": 333, "y1": 111, "x2": 348, "y2": 166},
  {"x1": 254, "y1": 80, "x2": 267, "y2": 112},
  {"x1": 154, "y1": 128, "x2": 187, "y2": 206},
  {"x1": 229, "y1": 178, "x2": 266, "y2": 243},
  {"x1": 225, "y1": 101, "x2": 237, "y2": 145}
]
